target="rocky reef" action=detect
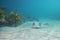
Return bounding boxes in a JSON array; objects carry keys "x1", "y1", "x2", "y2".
[{"x1": 0, "y1": 7, "x2": 23, "y2": 27}]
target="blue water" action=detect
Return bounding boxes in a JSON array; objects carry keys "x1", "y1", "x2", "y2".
[
  {"x1": 0, "y1": 0, "x2": 60, "y2": 19},
  {"x1": 0, "y1": 0, "x2": 60, "y2": 29}
]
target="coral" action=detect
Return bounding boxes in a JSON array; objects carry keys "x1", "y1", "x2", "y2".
[
  {"x1": 6, "y1": 11, "x2": 23, "y2": 26},
  {"x1": 0, "y1": 7, "x2": 23, "y2": 27},
  {"x1": 0, "y1": 7, "x2": 6, "y2": 19}
]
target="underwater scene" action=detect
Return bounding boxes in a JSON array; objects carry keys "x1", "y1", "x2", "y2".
[{"x1": 0, "y1": 0, "x2": 60, "y2": 40}]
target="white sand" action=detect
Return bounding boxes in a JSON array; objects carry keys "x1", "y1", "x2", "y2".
[{"x1": 0, "y1": 19, "x2": 60, "y2": 40}]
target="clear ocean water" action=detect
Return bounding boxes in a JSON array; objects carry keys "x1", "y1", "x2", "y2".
[{"x1": 0, "y1": 0, "x2": 60, "y2": 40}]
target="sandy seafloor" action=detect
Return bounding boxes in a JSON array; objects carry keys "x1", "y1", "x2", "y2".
[{"x1": 0, "y1": 19, "x2": 60, "y2": 40}]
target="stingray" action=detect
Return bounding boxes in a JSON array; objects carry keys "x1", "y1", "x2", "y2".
[{"x1": 32, "y1": 22, "x2": 41, "y2": 29}]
